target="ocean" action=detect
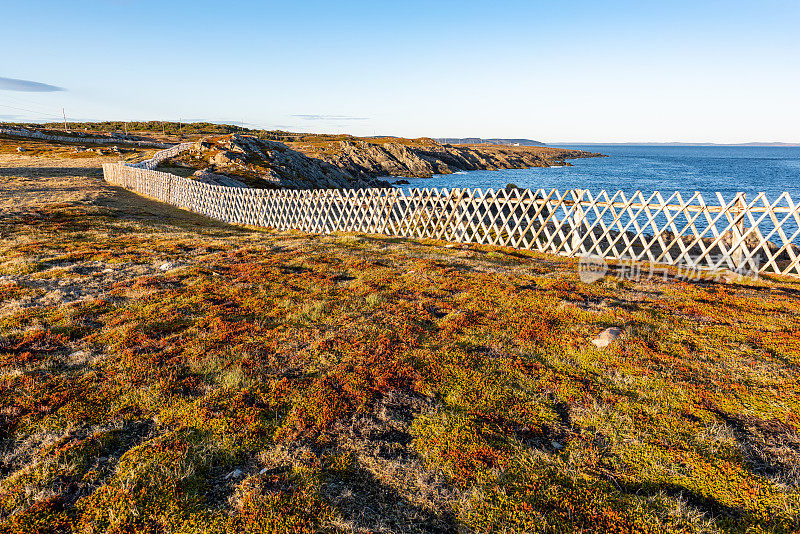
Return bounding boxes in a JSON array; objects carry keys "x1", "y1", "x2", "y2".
[
  {"x1": 401, "y1": 145, "x2": 800, "y2": 201},
  {"x1": 398, "y1": 145, "x2": 800, "y2": 256}
]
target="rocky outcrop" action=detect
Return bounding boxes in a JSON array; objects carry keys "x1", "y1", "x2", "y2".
[
  {"x1": 181, "y1": 135, "x2": 391, "y2": 189},
  {"x1": 318, "y1": 140, "x2": 602, "y2": 179},
  {"x1": 163, "y1": 134, "x2": 602, "y2": 190},
  {"x1": 329, "y1": 140, "x2": 449, "y2": 178}
]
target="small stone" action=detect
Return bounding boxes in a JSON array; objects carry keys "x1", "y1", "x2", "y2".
[
  {"x1": 722, "y1": 271, "x2": 739, "y2": 284},
  {"x1": 102, "y1": 268, "x2": 114, "y2": 273},
  {"x1": 159, "y1": 262, "x2": 173, "y2": 271},
  {"x1": 259, "y1": 467, "x2": 269, "y2": 475},
  {"x1": 225, "y1": 469, "x2": 243, "y2": 480},
  {"x1": 592, "y1": 327, "x2": 622, "y2": 349},
  {"x1": 551, "y1": 441, "x2": 563, "y2": 449},
  {"x1": 719, "y1": 269, "x2": 754, "y2": 284},
  {"x1": 16, "y1": 146, "x2": 26, "y2": 152}
]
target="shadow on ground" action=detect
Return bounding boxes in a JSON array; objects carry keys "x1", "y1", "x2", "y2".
[
  {"x1": 324, "y1": 462, "x2": 458, "y2": 534},
  {"x1": 0, "y1": 167, "x2": 104, "y2": 177}
]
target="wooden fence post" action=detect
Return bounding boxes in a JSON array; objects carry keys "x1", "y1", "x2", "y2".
[
  {"x1": 571, "y1": 189, "x2": 585, "y2": 256},
  {"x1": 732, "y1": 193, "x2": 747, "y2": 271}
]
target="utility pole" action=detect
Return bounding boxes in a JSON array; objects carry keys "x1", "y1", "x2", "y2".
[
  {"x1": 162, "y1": 121, "x2": 165, "y2": 136},
  {"x1": 124, "y1": 122, "x2": 128, "y2": 136},
  {"x1": 179, "y1": 118, "x2": 182, "y2": 134},
  {"x1": 62, "y1": 107, "x2": 67, "y2": 132}
]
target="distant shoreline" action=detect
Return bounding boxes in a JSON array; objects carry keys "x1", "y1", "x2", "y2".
[{"x1": 549, "y1": 142, "x2": 800, "y2": 147}]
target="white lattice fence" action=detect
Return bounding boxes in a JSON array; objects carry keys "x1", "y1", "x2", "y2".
[
  {"x1": 129, "y1": 142, "x2": 194, "y2": 170},
  {"x1": 103, "y1": 146, "x2": 800, "y2": 278}
]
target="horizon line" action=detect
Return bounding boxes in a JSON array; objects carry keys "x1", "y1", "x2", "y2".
[
  {"x1": 3, "y1": 120, "x2": 800, "y2": 146},
  {"x1": 548, "y1": 141, "x2": 800, "y2": 146}
]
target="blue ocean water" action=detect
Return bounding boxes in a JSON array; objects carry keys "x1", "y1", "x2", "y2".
[
  {"x1": 399, "y1": 145, "x2": 800, "y2": 252},
  {"x1": 402, "y1": 145, "x2": 800, "y2": 201}
]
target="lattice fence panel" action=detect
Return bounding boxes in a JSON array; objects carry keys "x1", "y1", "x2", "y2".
[{"x1": 103, "y1": 146, "x2": 800, "y2": 278}]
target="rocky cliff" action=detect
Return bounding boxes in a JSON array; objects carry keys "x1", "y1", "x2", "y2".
[
  {"x1": 163, "y1": 135, "x2": 390, "y2": 189},
  {"x1": 160, "y1": 134, "x2": 602, "y2": 189},
  {"x1": 322, "y1": 140, "x2": 601, "y2": 179}
]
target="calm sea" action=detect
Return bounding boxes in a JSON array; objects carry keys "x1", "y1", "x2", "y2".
[{"x1": 402, "y1": 145, "x2": 800, "y2": 201}]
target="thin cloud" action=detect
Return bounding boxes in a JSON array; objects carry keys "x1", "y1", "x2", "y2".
[
  {"x1": 0, "y1": 77, "x2": 65, "y2": 92},
  {"x1": 293, "y1": 114, "x2": 369, "y2": 121}
]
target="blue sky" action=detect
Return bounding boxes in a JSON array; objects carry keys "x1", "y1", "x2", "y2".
[{"x1": 2, "y1": 0, "x2": 798, "y2": 143}]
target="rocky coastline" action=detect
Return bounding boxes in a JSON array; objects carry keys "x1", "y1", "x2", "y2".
[{"x1": 162, "y1": 134, "x2": 604, "y2": 190}]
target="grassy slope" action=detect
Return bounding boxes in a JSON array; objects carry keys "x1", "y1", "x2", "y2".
[{"x1": 1, "y1": 140, "x2": 800, "y2": 533}]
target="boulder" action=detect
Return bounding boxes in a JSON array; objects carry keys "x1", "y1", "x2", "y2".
[
  {"x1": 592, "y1": 327, "x2": 622, "y2": 349},
  {"x1": 210, "y1": 150, "x2": 243, "y2": 167}
]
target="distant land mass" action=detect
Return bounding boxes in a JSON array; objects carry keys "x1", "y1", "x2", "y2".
[
  {"x1": 554, "y1": 142, "x2": 800, "y2": 147},
  {"x1": 434, "y1": 137, "x2": 546, "y2": 147}
]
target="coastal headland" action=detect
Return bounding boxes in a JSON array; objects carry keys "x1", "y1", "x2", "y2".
[{"x1": 2, "y1": 122, "x2": 603, "y2": 189}]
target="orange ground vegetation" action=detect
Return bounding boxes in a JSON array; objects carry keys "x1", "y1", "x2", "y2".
[{"x1": 0, "y1": 140, "x2": 799, "y2": 533}]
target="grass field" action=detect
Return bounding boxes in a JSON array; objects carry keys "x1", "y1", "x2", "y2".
[{"x1": 1, "y1": 139, "x2": 799, "y2": 533}]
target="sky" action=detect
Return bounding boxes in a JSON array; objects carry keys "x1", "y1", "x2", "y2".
[{"x1": 1, "y1": 0, "x2": 799, "y2": 143}]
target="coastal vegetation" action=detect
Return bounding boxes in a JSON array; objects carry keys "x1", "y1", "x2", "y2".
[
  {"x1": 33, "y1": 121, "x2": 250, "y2": 137},
  {"x1": 1, "y1": 132, "x2": 799, "y2": 533}
]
